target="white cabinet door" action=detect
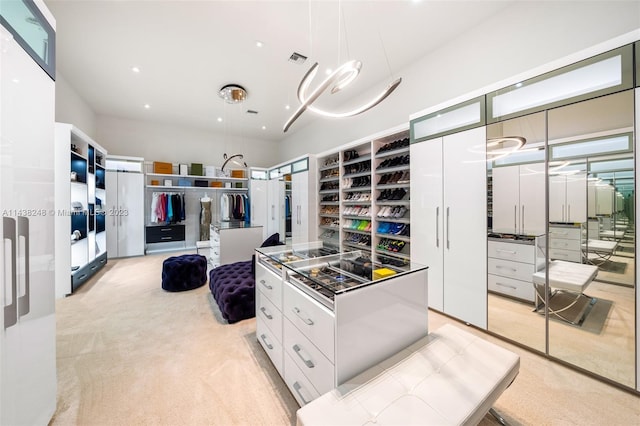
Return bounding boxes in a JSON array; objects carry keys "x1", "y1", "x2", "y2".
[
  {"x1": 267, "y1": 178, "x2": 285, "y2": 240},
  {"x1": 519, "y1": 162, "x2": 546, "y2": 234},
  {"x1": 492, "y1": 165, "x2": 519, "y2": 234},
  {"x1": 549, "y1": 174, "x2": 567, "y2": 222},
  {"x1": 105, "y1": 171, "x2": 118, "y2": 256},
  {"x1": 118, "y1": 172, "x2": 144, "y2": 257},
  {"x1": 250, "y1": 179, "x2": 268, "y2": 239},
  {"x1": 410, "y1": 137, "x2": 444, "y2": 311},
  {"x1": 443, "y1": 127, "x2": 487, "y2": 329},
  {"x1": 292, "y1": 171, "x2": 309, "y2": 245},
  {"x1": 566, "y1": 172, "x2": 587, "y2": 222}
]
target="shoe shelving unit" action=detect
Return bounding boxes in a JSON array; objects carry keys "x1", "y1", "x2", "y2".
[{"x1": 316, "y1": 128, "x2": 410, "y2": 268}]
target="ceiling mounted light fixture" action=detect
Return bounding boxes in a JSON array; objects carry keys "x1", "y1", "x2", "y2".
[
  {"x1": 486, "y1": 136, "x2": 527, "y2": 161},
  {"x1": 221, "y1": 153, "x2": 247, "y2": 172},
  {"x1": 218, "y1": 84, "x2": 247, "y2": 104}
]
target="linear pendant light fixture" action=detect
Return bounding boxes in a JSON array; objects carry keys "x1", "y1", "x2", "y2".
[{"x1": 283, "y1": 60, "x2": 401, "y2": 132}]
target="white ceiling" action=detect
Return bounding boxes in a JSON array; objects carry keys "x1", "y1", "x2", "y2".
[{"x1": 44, "y1": 0, "x2": 515, "y2": 142}]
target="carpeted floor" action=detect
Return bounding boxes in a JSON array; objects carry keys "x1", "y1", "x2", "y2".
[{"x1": 52, "y1": 252, "x2": 640, "y2": 425}]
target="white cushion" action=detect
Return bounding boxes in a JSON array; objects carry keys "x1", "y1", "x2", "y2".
[
  {"x1": 532, "y1": 260, "x2": 598, "y2": 292},
  {"x1": 296, "y1": 324, "x2": 520, "y2": 426}
]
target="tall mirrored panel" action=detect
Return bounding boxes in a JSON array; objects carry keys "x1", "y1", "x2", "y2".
[
  {"x1": 547, "y1": 90, "x2": 635, "y2": 387},
  {"x1": 487, "y1": 112, "x2": 547, "y2": 352}
]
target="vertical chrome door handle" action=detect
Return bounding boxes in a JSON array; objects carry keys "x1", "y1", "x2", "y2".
[
  {"x1": 514, "y1": 205, "x2": 517, "y2": 233},
  {"x1": 521, "y1": 205, "x2": 525, "y2": 234},
  {"x1": 271, "y1": 205, "x2": 274, "y2": 220},
  {"x1": 568, "y1": 205, "x2": 571, "y2": 221},
  {"x1": 17, "y1": 217, "x2": 29, "y2": 317},
  {"x1": 112, "y1": 205, "x2": 116, "y2": 226},
  {"x1": 562, "y1": 204, "x2": 565, "y2": 222},
  {"x1": 436, "y1": 206, "x2": 440, "y2": 248},
  {"x1": 3, "y1": 217, "x2": 17, "y2": 329},
  {"x1": 446, "y1": 207, "x2": 450, "y2": 249}
]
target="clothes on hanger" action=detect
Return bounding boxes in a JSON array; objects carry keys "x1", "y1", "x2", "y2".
[
  {"x1": 220, "y1": 192, "x2": 248, "y2": 221},
  {"x1": 150, "y1": 192, "x2": 185, "y2": 224}
]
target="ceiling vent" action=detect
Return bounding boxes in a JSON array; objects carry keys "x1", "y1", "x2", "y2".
[
  {"x1": 289, "y1": 52, "x2": 308, "y2": 65},
  {"x1": 246, "y1": 109, "x2": 258, "y2": 115}
]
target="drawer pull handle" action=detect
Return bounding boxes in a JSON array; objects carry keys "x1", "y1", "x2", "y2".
[
  {"x1": 495, "y1": 265, "x2": 517, "y2": 273},
  {"x1": 260, "y1": 307, "x2": 273, "y2": 320},
  {"x1": 293, "y1": 382, "x2": 312, "y2": 405},
  {"x1": 160, "y1": 228, "x2": 172, "y2": 232},
  {"x1": 259, "y1": 333, "x2": 274, "y2": 350},
  {"x1": 161, "y1": 236, "x2": 172, "y2": 240},
  {"x1": 495, "y1": 282, "x2": 517, "y2": 290},
  {"x1": 293, "y1": 307, "x2": 314, "y2": 325},
  {"x1": 293, "y1": 344, "x2": 315, "y2": 368},
  {"x1": 260, "y1": 279, "x2": 273, "y2": 290},
  {"x1": 496, "y1": 249, "x2": 516, "y2": 254}
]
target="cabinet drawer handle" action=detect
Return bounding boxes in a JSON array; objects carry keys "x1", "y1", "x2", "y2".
[
  {"x1": 260, "y1": 279, "x2": 273, "y2": 290},
  {"x1": 161, "y1": 236, "x2": 172, "y2": 240},
  {"x1": 160, "y1": 228, "x2": 172, "y2": 232},
  {"x1": 90, "y1": 265, "x2": 97, "y2": 270},
  {"x1": 259, "y1": 333, "x2": 273, "y2": 350},
  {"x1": 496, "y1": 249, "x2": 516, "y2": 254},
  {"x1": 495, "y1": 265, "x2": 517, "y2": 273},
  {"x1": 78, "y1": 274, "x2": 87, "y2": 280},
  {"x1": 260, "y1": 306, "x2": 273, "y2": 320},
  {"x1": 495, "y1": 282, "x2": 517, "y2": 290},
  {"x1": 293, "y1": 344, "x2": 315, "y2": 368},
  {"x1": 293, "y1": 307, "x2": 314, "y2": 325},
  {"x1": 293, "y1": 382, "x2": 312, "y2": 405}
]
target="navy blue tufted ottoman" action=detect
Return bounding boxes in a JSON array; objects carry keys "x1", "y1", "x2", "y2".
[
  {"x1": 162, "y1": 254, "x2": 208, "y2": 292},
  {"x1": 209, "y1": 260, "x2": 255, "y2": 324}
]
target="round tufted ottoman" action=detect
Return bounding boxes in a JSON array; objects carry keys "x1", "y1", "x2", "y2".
[
  {"x1": 162, "y1": 254, "x2": 208, "y2": 292},
  {"x1": 209, "y1": 260, "x2": 255, "y2": 324}
]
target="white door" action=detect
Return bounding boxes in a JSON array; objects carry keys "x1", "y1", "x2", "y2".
[
  {"x1": 1, "y1": 21, "x2": 56, "y2": 425},
  {"x1": 118, "y1": 172, "x2": 144, "y2": 257},
  {"x1": 292, "y1": 171, "x2": 309, "y2": 245},
  {"x1": 105, "y1": 171, "x2": 119, "y2": 256},
  {"x1": 566, "y1": 172, "x2": 587, "y2": 222},
  {"x1": 443, "y1": 127, "x2": 487, "y2": 329},
  {"x1": 492, "y1": 165, "x2": 519, "y2": 234},
  {"x1": 519, "y1": 162, "x2": 546, "y2": 234},
  {"x1": 267, "y1": 178, "x2": 285, "y2": 240},
  {"x1": 410, "y1": 137, "x2": 444, "y2": 311},
  {"x1": 549, "y1": 174, "x2": 567, "y2": 222},
  {"x1": 250, "y1": 179, "x2": 268, "y2": 239}
]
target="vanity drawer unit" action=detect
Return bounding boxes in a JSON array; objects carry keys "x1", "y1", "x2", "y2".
[
  {"x1": 254, "y1": 243, "x2": 429, "y2": 406},
  {"x1": 549, "y1": 224, "x2": 583, "y2": 263},
  {"x1": 488, "y1": 238, "x2": 543, "y2": 303}
]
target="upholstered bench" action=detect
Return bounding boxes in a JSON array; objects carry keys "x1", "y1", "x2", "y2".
[
  {"x1": 209, "y1": 260, "x2": 255, "y2": 324},
  {"x1": 296, "y1": 324, "x2": 520, "y2": 426},
  {"x1": 161, "y1": 254, "x2": 207, "y2": 292}
]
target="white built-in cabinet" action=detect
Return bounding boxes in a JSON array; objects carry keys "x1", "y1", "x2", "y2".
[
  {"x1": 588, "y1": 183, "x2": 615, "y2": 216},
  {"x1": 249, "y1": 172, "x2": 269, "y2": 240},
  {"x1": 267, "y1": 178, "x2": 286, "y2": 241},
  {"x1": 492, "y1": 163, "x2": 546, "y2": 235},
  {"x1": 106, "y1": 169, "x2": 144, "y2": 258},
  {"x1": 549, "y1": 173, "x2": 587, "y2": 223},
  {"x1": 291, "y1": 171, "x2": 309, "y2": 244},
  {"x1": 411, "y1": 126, "x2": 487, "y2": 328}
]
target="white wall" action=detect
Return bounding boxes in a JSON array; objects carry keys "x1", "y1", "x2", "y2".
[
  {"x1": 278, "y1": 1, "x2": 640, "y2": 160},
  {"x1": 55, "y1": 71, "x2": 97, "y2": 139},
  {"x1": 95, "y1": 115, "x2": 280, "y2": 168}
]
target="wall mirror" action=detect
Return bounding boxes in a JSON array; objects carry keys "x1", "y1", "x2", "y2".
[
  {"x1": 487, "y1": 111, "x2": 547, "y2": 353},
  {"x1": 547, "y1": 90, "x2": 635, "y2": 387}
]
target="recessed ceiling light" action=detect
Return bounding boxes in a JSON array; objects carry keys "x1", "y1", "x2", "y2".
[
  {"x1": 515, "y1": 82, "x2": 523, "y2": 88},
  {"x1": 285, "y1": 104, "x2": 290, "y2": 110},
  {"x1": 131, "y1": 66, "x2": 141, "y2": 73},
  {"x1": 256, "y1": 41, "x2": 263, "y2": 48},
  {"x1": 261, "y1": 126, "x2": 266, "y2": 130},
  {"x1": 11, "y1": 78, "x2": 19, "y2": 83},
  {"x1": 217, "y1": 117, "x2": 223, "y2": 122},
  {"x1": 144, "y1": 104, "x2": 151, "y2": 109},
  {"x1": 325, "y1": 68, "x2": 332, "y2": 75}
]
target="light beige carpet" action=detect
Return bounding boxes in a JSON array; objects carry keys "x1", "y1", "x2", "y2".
[{"x1": 52, "y1": 252, "x2": 640, "y2": 425}]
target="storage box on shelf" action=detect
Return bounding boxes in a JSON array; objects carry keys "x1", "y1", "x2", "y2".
[{"x1": 55, "y1": 123, "x2": 108, "y2": 297}]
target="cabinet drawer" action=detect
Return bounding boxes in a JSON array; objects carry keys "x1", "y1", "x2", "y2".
[
  {"x1": 549, "y1": 238, "x2": 580, "y2": 250},
  {"x1": 145, "y1": 225, "x2": 185, "y2": 243},
  {"x1": 549, "y1": 248, "x2": 582, "y2": 262},
  {"x1": 256, "y1": 289, "x2": 283, "y2": 343},
  {"x1": 283, "y1": 283, "x2": 335, "y2": 362},
  {"x1": 488, "y1": 241, "x2": 534, "y2": 263},
  {"x1": 284, "y1": 352, "x2": 321, "y2": 407},
  {"x1": 488, "y1": 274, "x2": 535, "y2": 302},
  {"x1": 487, "y1": 258, "x2": 535, "y2": 282},
  {"x1": 256, "y1": 320, "x2": 283, "y2": 376},
  {"x1": 549, "y1": 226, "x2": 581, "y2": 240},
  {"x1": 284, "y1": 318, "x2": 334, "y2": 396},
  {"x1": 256, "y1": 262, "x2": 283, "y2": 309}
]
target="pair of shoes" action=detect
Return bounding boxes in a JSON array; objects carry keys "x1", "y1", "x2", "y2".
[
  {"x1": 344, "y1": 161, "x2": 370, "y2": 175},
  {"x1": 343, "y1": 149, "x2": 359, "y2": 162},
  {"x1": 322, "y1": 194, "x2": 338, "y2": 202},
  {"x1": 376, "y1": 137, "x2": 410, "y2": 154},
  {"x1": 320, "y1": 181, "x2": 339, "y2": 191},
  {"x1": 377, "y1": 155, "x2": 410, "y2": 169},
  {"x1": 378, "y1": 188, "x2": 407, "y2": 201},
  {"x1": 377, "y1": 206, "x2": 407, "y2": 218},
  {"x1": 377, "y1": 238, "x2": 406, "y2": 253},
  {"x1": 323, "y1": 156, "x2": 339, "y2": 167}
]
